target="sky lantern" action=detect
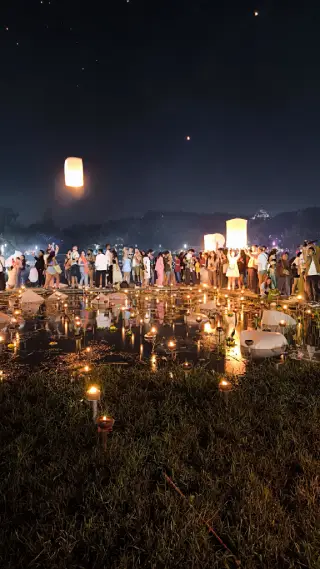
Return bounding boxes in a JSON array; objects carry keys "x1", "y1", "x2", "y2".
[
  {"x1": 64, "y1": 157, "x2": 84, "y2": 188},
  {"x1": 226, "y1": 218, "x2": 247, "y2": 249},
  {"x1": 204, "y1": 233, "x2": 225, "y2": 251}
]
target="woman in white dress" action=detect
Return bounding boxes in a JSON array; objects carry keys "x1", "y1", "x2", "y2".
[{"x1": 226, "y1": 249, "x2": 240, "y2": 291}]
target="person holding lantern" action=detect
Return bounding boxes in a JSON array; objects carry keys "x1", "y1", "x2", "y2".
[{"x1": 226, "y1": 249, "x2": 240, "y2": 291}]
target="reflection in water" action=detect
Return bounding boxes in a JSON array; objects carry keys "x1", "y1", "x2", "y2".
[{"x1": 0, "y1": 288, "x2": 319, "y2": 371}]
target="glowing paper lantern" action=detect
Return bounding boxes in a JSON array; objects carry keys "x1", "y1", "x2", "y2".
[
  {"x1": 226, "y1": 218, "x2": 247, "y2": 249},
  {"x1": 204, "y1": 233, "x2": 225, "y2": 251},
  {"x1": 64, "y1": 157, "x2": 84, "y2": 188}
]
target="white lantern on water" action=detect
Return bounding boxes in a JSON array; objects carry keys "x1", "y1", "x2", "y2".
[
  {"x1": 204, "y1": 233, "x2": 225, "y2": 251},
  {"x1": 64, "y1": 157, "x2": 84, "y2": 188},
  {"x1": 226, "y1": 218, "x2": 247, "y2": 249}
]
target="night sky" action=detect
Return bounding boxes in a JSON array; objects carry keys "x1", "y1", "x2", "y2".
[{"x1": 1, "y1": 0, "x2": 320, "y2": 224}]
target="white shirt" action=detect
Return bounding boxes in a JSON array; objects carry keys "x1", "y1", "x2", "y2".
[
  {"x1": 257, "y1": 252, "x2": 268, "y2": 272},
  {"x1": 143, "y1": 256, "x2": 151, "y2": 278},
  {"x1": 308, "y1": 260, "x2": 319, "y2": 276},
  {"x1": 105, "y1": 250, "x2": 113, "y2": 267},
  {"x1": 95, "y1": 253, "x2": 108, "y2": 271},
  {"x1": 71, "y1": 251, "x2": 79, "y2": 265},
  {"x1": 0, "y1": 255, "x2": 5, "y2": 272}
]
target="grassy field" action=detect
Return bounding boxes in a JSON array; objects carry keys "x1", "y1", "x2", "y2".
[{"x1": 0, "y1": 360, "x2": 319, "y2": 569}]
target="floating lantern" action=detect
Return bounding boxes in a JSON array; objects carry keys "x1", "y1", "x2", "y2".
[
  {"x1": 204, "y1": 233, "x2": 225, "y2": 251},
  {"x1": 64, "y1": 157, "x2": 84, "y2": 188},
  {"x1": 168, "y1": 340, "x2": 176, "y2": 349},
  {"x1": 226, "y1": 218, "x2": 247, "y2": 249}
]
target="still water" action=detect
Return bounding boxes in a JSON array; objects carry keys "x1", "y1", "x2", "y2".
[{"x1": 0, "y1": 288, "x2": 320, "y2": 373}]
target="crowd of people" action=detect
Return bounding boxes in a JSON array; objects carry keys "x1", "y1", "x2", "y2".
[{"x1": 0, "y1": 241, "x2": 319, "y2": 301}]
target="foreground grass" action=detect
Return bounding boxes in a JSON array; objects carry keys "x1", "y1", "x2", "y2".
[{"x1": 0, "y1": 361, "x2": 319, "y2": 569}]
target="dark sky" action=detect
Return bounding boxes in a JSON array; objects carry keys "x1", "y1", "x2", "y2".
[{"x1": 1, "y1": 0, "x2": 320, "y2": 225}]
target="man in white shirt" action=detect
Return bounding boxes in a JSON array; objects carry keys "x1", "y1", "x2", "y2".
[
  {"x1": 257, "y1": 246, "x2": 269, "y2": 288},
  {"x1": 0, "y1": 254, "x2": 5, "y2": 291},
  {"x1": 305, "y1": 245, "x2": 320, "y2": 302},
  {"x1": 95, "y1": 249, "x2": 108, "y2": 288},
  {"x1": 105, "y1": 244, "x2": 113, "y2": 285}
]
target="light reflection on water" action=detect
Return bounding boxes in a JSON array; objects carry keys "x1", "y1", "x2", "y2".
[{"x1": 0, "y1": 289, "x2": 319, "y2": 371}]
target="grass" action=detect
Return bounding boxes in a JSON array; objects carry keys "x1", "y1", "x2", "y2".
[{"x1": 0, "y1": 360, "x2": 319, "y2": 568}]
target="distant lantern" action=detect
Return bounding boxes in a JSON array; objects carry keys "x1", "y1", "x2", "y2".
[
  {"x1": 64, "y1": 157, "x2": 84, "y2": 188},
  {"x1": 254, "y1": 10, "x2": 259, "y2": 16},
  {"x1": 185, "y1": 135, "x2": 191, "y2": 141},
  {"x1": 226, "y1": 218, "x2": 247, "y2": 249},
  {"x1": 204, "y1": 233, "x2": 225, "y2": 251}
]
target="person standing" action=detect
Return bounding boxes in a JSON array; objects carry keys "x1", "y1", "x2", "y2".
[
  {"x1": 304, "y1": 245, "x2": 320, "y2": 302},
  {"x1": 247, "y1": 246, "x2": 258, "y2": 293},
  {"x1": 207, "y1": 252, "x2": 218, "y2": 287},
  {"x1": 143, "y1": 251, "x2": 151, "y2": 287},
  {"x1": 174, "y1": 255, "x2": 181, "y2": 283},
  {"x1": 237, "y1": 250, "x2": 246, "y2": 289},
  {"x1": 105, "y1": 244, "x2": 113, "y2": 286},
  {"x1": 15, "y1": 257, "x2": 23, "y2": 288},
  {"x1": 95, "y1": 249, "x2": 107, "y2": 288},
  {"x1": 132, "y1": 249, "x2": 142, "y2": 285},
  {"x1": 34, "y1": 250, "x2": 45, "y2": 287},
  {"x1": 277, "y1": 252, "x2": 291, "y2": 297},
  {"x1": 122, "y1": 249, "x2": 132, "y2": 283},
  {"x1": 112, "y1": 251, "x2": 123, "y2": 286},
  {"x1": 257, "y1": 246, "x2": 268, "y2": 288},
  {"x1": 226, "y1": 249, "x2": 240, "y2": 291},
  {"x1": 70, "y1": 246, "x2": 80, "y2": 288},
  {"x1": 155, "y1": 253, "x2": 164, "y2": 286},
  {"x1": 195, "y1": 257, "x2": 201, "y2": 285},
  {"x1": 0, "y1": 252, "x2": 5, "y2": 291},
  {"x1": 268, "y1": 249, "x2": 277, "y2": 289},
  {"x1": 78, "y1": 251, "x2": 89, "y2": 287},
  {"x1": 86, "y1": 249, "x2": 96, "y2": 288}
]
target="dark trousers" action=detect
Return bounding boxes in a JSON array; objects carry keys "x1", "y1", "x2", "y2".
[
  {"x1": 248, "y1": 268, "x2": 258, "y2": 292},
  {"x1": 95, "y1": 270, "x2": 106, "y2": 288},
  {"x1": 0, "y1": 272, "x2": 5, "y2": 291},
  {"x1": 185, "y1": 268, "x2": 190, "y2": 285},
  {"x1": 107, "y1": 265, "x2": 113, "y2": 285},
  {"x1": 278, "y1": 275, "x2": 290, "y2": 297},
  {"x1": 38, "y1": 269, "x2": 45, "y2": 287},
  {"x1": 306, "y1": 275, "x2": 319, "y2": 302}
]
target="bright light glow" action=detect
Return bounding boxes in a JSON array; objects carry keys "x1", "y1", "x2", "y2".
[
  {"x1": 64, "y1": 157, "x2": 84, "y2": 188},
  {"x1": 87, "y1": 386, "x2": 99, "y2": 395},
  {"x1": 204, "y1": 233, "x2": 225, "y2": 251},
  {"x1": 204, "y1": 322, "x2": 213, "y2": 334},
  {"x1": 226, "y1": 218, "x2": 247, "y2": 249}
]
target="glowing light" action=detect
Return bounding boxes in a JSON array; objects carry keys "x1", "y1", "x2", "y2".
[
  {"x1": 226, "y1": 218, "x2": 247, "y2": 249},
  {"x1": 186, "y1": 135, "x2": 191, "y2": 141},
  {"x1": 86, "y1": 385, "x2": 101, "y2": 401},
  {"x1": 204, "y1": 233, "x2": 225, "y2": 251},
  {"x1": 64, "y1": 157, "x2": 84, "y2": 188},
  {"x1": 254, "y1": 10, "x2": 259, "y2": 16},
  {"x1": 204, "y1": 322, "x2": 213, "y2": 334}
]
